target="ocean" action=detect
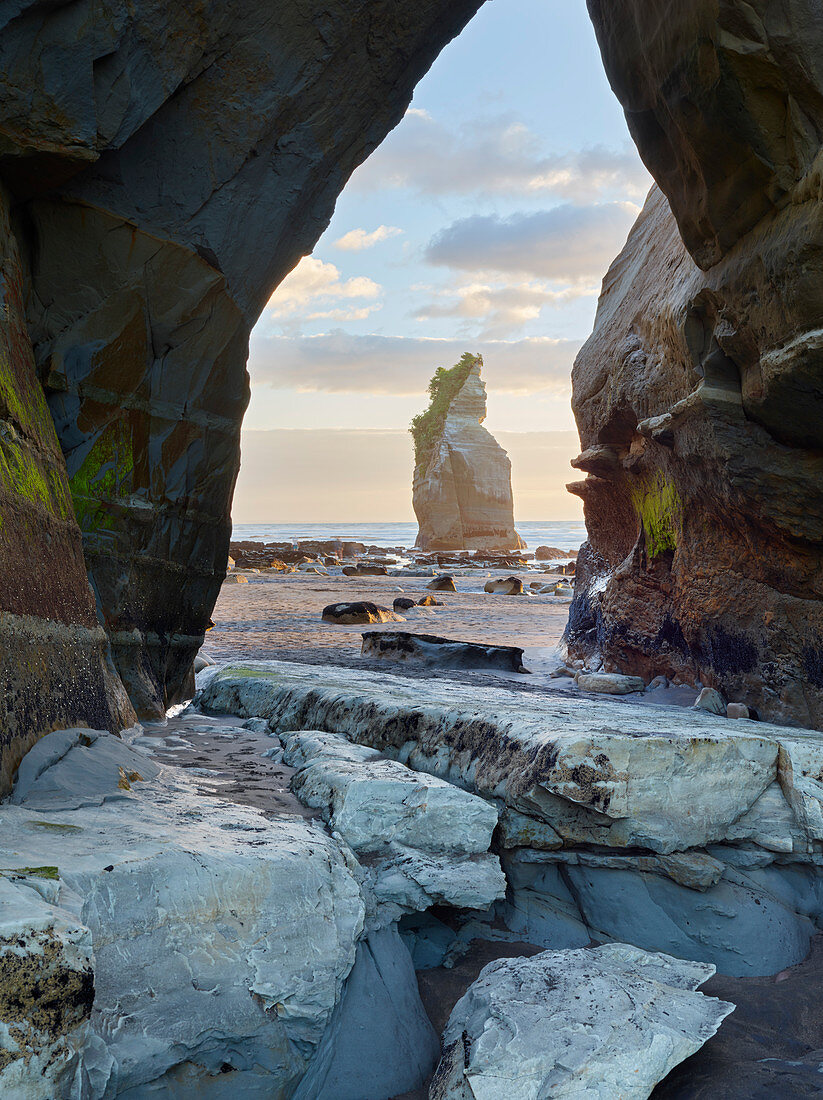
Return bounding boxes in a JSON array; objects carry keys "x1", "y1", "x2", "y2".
[{"x1": 231, "y1": 519, "x2": 586, "y2": 554}]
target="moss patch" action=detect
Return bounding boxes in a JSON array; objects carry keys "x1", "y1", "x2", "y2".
[
  {"x1": 1, "y1": 866, "x2": 59, "y2": 880},
  {"x1": 631, "y1": 472, "x2": 681, "y2": 561},
  {"x1": 68, "y1": 417, "x2": 134, "y2": 531},
  {"x1": 410, "y1": 352, "x2": 480, "y2": 468}
]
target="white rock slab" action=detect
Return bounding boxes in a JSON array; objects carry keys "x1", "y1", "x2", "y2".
[
  {"x1": 283, "y1": 729, "x2": 499, "y2": 855},
  {"x1": 282, "y1": 730, "x2": 505, "y2": 920},
  {"x1": 429, "y1": 943, "x2": 735, "y2": 1100},
  {"x1": 199, "y1": 661, "x2": 799, "y2": 853}
]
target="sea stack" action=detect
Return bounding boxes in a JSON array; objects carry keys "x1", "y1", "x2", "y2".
[{"x1": 412, "y1": 353, "x2": 524, "y2": 551}]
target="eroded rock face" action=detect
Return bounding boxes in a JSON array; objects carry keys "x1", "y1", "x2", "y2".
[
  {"x1": 587, "y1": 0, "x2": 823, "y2": 269},
  {"x1": 0, "y1": 0, "x2": 485, "y2": 742},
  {"x1": 572, "y1": 3, "x2": 823, "y2": 730},
  {"x1": 567, "y1": 183, "x2": 823, "y2": 729},
  {"x1": 413, "y1": 362, "x2": 525, "y2": 552}
]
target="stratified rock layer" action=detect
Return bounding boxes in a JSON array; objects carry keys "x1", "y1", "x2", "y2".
[
  {"x1": 568, "y1": 183, "x2": 823, "y2": 728},
  {"x1": 203, "y1": 662, "x2": 823, "y2": 976},
  {"x1": 0, "y1": 185, "x2": 134, "y2": 794},
  {"x1": 413, "y1": 361, "x2": 524, "y2": 551}
]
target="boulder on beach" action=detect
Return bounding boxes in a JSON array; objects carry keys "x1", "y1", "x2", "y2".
[
  {"x1": 577, "y1": 672, "x2": 646, "y2": 695},
  {"x1": 484, "y1": 576, "x2": 524, "y2": 595},
  {"x1": 342, "y1": 564, "x2": 389, "y2": 577},
  {"x1": 535, "y1": 545, "x2": 577, "y2": 560},
  {"x1": 322, "y1": 602, "x2": 404, "y2": 626},
  {"x1": 223, "y1": 573, "x2": 249, "y2": 585},
  {"x1": 417, "y1": 595, "x2": 444, "y2": 607},
  {"x1": 428, "y1": 574, "x2": 457, "y2": 592},
  {"x1": 429, "y1": 944, "x2": 734, "y2": 1100},
  {"x1": 361, "y1": 632, "x2": 528, "y2": 673},
  {"x1": 411, "y1": 354, "x2": 525, "y2": 552},
  {"x1": 393, "y1": 598, "x2": 417, "y2": 613}
]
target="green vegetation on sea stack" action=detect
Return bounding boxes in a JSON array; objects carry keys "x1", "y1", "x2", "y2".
[{"x1": 410, "y1": 352, "x2": 481, "y2": 469}]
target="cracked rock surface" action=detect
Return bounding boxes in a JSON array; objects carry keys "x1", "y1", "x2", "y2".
[{"x1": 429, "y1": 944, "x2": 734, "y2": 1100}]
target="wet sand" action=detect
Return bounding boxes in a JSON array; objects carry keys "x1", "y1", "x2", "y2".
[{"x1": 205, "y1": 568, "x2": 573, "y2": 685}]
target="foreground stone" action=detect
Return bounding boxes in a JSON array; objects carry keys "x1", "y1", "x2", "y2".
[
  {"x1": 360, "y1": 632, "x2": 528, "y2": 673},
  {"x1": 429, "y1": 944, "x2": 734, "y2": 1100},
  {"x1": 322, "y1": 602, "x2": 403, "y2": 625},
  {"x1": 201, "y1": 661, "x2": 823, "y2": 974},
  {"x1": 0, "y1": 725, "x2": 442, "y2": 1098}
]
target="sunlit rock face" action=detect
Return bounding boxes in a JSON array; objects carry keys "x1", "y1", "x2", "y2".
[
  {"x1": 0, "y1": 0, "x2": 484, "y2": 735},
  {"x1": 413, "y1": 361, "x2": 525, "y2": 551},
  {"x1": 570, "y1": 3, "x2": 823, "y2": 727},
  {"x1": 568, "y1": 182, "x2": 823, "y2": 728}
]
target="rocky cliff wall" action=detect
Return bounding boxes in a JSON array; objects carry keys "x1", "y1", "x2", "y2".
[
  {"x1": 570, "y1": 1, "x2": 823, "y2": 727},
  {"x1": 413, "y1": 361, "x2": 524, "y2": 551},
  {"x1": 0, "y1": 0, "x2": 484, "y2": 767},
  {"x1": 568, "y1": 180, "x2": 823, "y2": 727},
  {"x1": 0, "y1": 184, "x2": 134, "y2": 795}
]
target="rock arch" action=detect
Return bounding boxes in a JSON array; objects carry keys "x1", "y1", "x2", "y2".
[{"x1": 0, "y1": 0, "x2": 821, "y2": 788}]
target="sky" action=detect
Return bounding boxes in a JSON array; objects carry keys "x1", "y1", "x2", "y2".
[{"x1": 236, "y1": 0, "x2": 651, "y2": 522}]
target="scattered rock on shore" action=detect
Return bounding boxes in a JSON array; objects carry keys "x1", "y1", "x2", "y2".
[
  {"x1": 577, "y1": 672, "x2": 646, "y2": 695},
  {"x1": 694, "y1": 688, "x2": 726, "y2": 716},
  {"x1": 428, "y1": 574, "x2": 457, "y2": 592},
  {"x1": 322, "y1": 602, "x2": 404, "y2": 625},
  {"x1": 360, "y1": 632, "x2": 528, "y2": 673},
  {"x1": 484, "y1": 576, "x2": 524, "y2": 595}
]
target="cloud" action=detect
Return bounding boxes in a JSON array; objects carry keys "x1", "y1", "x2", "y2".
[
  {"x1": 412, "y1": 280, "x2": 598, "y2": 339},
  {"x1": 248, "y1": 331, "x2": 581, "y2": 397},
  {"x1": 350, "y1": 112, "x2": 652, "y2": 203},
  {"x1": 424, "y1": 203, "x2": 639, "y2": 281},
  {"x1": 268, "y1": 256, "x2": 381, "y2": 321},
  {"x1": 334, "y1": 225, "x2": 403, "y2": 251}
]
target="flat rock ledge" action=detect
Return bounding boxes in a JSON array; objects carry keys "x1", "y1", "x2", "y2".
[
  {"x1": 429, "y1": 944, "x2": 735, "y2": 1100},
  {"x1": 201, "y1": 661, "x2": 823, "y2": 976}
]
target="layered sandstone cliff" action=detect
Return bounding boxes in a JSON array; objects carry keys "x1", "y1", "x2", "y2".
[
  {"x1": 568, "y1": 1, "x2": 823, "y2": 727},
  {"x1": 412, "y1": 357, "x2": 524, "y2": 551}
]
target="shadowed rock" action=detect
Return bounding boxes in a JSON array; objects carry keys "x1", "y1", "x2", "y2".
[
  {"x1": 0, "y1": 0, "x2": 485, "y2": 755},
  {"x1": 360, "y1": 632, "x2": 528, "y2": 673},
  {"x1": 567, "y1": 184, "x2": 823, "y2": 728}
]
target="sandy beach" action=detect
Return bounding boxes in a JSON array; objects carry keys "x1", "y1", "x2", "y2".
[{"x1": 204, "y1": 566, "x2": 574, "y2": 682}]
